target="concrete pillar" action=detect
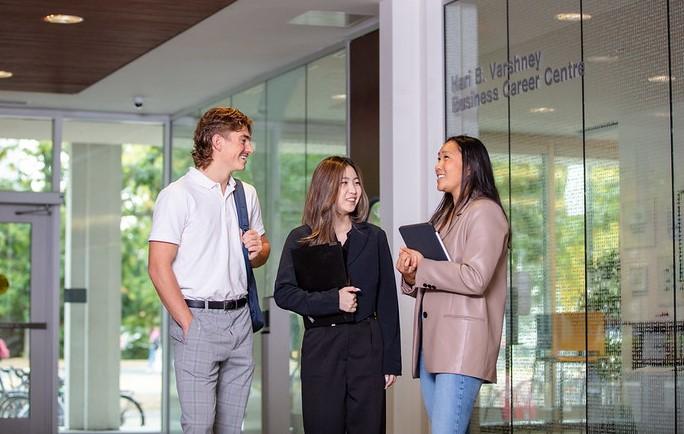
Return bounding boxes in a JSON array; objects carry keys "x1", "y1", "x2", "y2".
[
  {"x1": 379, "y1": 0, "x2": 446, "y2": 432},
  {"x1": 65, "y1": 142, "x2": 122, "y2": 429}
]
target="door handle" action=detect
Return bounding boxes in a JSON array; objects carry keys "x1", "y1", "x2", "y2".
[
  {"x1": 0, "y1": 322, "x2": 47, "y2": 330},
  {"x1": 15, "y1": 205, "x2": 52, "y2": 216}
]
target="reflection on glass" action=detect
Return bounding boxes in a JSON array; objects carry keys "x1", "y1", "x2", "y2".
[
  {"x1": 672, "y1": 0, "x2": 684, "y2": 429},
  {"x1": 167, "y1": 49, "x2": 348, "y2": 434},
  {"x1": 267, "y1": 66, "x2": 307, "y2": 434},
  {"x1": 0, "y1": 118, "x2": 52, "y2": 192},
  {"x1": 61, "y1": 120, "x2": 163, "y2": 430},
  {"x1": 171, "y1": 114, "x2": 199, "y2": 181},
  {"x1": 0, "y1": 222, "x2": 32, "y2": 419},
  {"x1": 233, "y1": 84, "x2": 267, "y2": 434},
  {"x1": 446, "y1": 0, "x2": 679, "y2": 431},
  {"x1": 306, "y1": 50, "x2": 347, "y2": 181},
  {"x1": 583, "y1": 1, "x2": 674, "y2": 432}
]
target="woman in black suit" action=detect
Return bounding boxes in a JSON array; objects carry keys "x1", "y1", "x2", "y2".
[{"x1": 274, "y1": 156, "x2": 401, "y2": 434}]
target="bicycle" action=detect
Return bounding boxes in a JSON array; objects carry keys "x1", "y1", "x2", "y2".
[
  {"x1": 0, "y1": 368, "x2": 145, "y2": 427},
  {"x1": 0, "y1": 366, "x2": 30, "y2": 419}
]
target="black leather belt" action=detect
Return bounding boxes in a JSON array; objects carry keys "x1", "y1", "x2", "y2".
[{"x1": 185, "y1": 297, "x2": 247, "y2": 310}]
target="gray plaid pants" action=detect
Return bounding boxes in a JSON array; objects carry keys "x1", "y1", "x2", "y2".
[{"x1": 170, "y1": 305, "x2": 254, "y2": 434}]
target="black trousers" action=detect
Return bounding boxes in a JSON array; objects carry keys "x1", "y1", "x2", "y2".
[{"x1": 300, "y1": 317, "x2": 385, "y2": 434}]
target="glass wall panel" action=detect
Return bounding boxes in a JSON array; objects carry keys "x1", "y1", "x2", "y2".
[
  {"x1": 265, "y1": 67, "x2": 307, "y2": 434},
  {"x1": 0, "y1": 117, "x2": 52, "y2": 192},
  {"x1": 445, "y1": 1, "x2": 510, "y2": 430},
  {"x1": 170, "y1": 113, "x2": 199, "y2": 181},
  {"x1": 233, "y1": 85, "x2": 268, "y2": 294},
  {"x1": 446, "y1": 0, "x2": 681, "y2": 431},
  {"x1": 583, "y1": 1, "x2": 673, "y2": 432},
  {"x1": 673, "y1": 0, "x2": 684, "y2": 430},
  {"x1": 61, "y1": 119, "x2": 163, "y2": 431},
  {"x1": 168, "y1": 49, "x2": 347, "y2": 434},
  {"x1": 306, "y1": 50, "x2": 347, "y2": 181},
  {"x1": 233, "y1": 84, "x2": 267, "y2": 434}
]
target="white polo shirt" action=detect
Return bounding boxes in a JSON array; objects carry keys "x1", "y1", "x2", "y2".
[{"x1": 149, "y1": 167, "x2": 265, "y2": 301}]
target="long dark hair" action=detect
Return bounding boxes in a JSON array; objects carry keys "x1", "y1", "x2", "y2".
[
  {"x1": 300, "y1": 156, "x2": 369, "y2": 246},
  {"x1": 430, "y1": 135, "x2": 507, "y2": 231}
]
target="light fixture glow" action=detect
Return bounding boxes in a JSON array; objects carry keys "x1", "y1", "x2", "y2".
[
  {"x1": 0, "y1": 71, "x2": 13, "y2": 79},
  {"x1": 529, "y1": 107, "x2": 555, "y2": 114},
  {"x1": 555, "y1": 13, "x2": 591, "y2": 22},
  {"x1": 331, "y1": 94, "x2": 347, "y2": 101},
  {"x1": 587, "y1": 55, "x2": 619, "y2": 63},
  {"x1": 648, "y1": 75, "x2": 674, "y2": 83},
  {"x1": 43, "y1": 14, "x2": 84, "y2": 24}
]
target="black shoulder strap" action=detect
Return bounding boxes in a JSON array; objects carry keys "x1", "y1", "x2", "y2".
[
  {"x1": 233, "y1": 179, "x2": 250, "y2": 232},
  {"x1": 233, "y1": 179, "x2": 264, "y2": 332}
]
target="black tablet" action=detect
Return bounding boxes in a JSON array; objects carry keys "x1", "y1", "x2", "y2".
[{"x1": 398, "y1": 223, "x2": 451, "y2": 261}]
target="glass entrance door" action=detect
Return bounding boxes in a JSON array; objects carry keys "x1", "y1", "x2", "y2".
[{"x1": 0, "y1": 204, "x2": 56, "y2": 434}]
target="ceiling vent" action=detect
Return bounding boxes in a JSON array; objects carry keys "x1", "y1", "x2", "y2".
[{"x1": 289, "y1": 11, "x2": 372, "y2": 28}]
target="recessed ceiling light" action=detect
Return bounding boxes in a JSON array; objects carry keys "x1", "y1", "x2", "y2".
[
  {"x1": 331, "y1": 94, "x2": 347, "y2": 101},
  {"x1": 648, "y1": 75, "x2": 674, "y2": 83},
  {"x1": 529, "y1": 107, "x2": 555, "y2": 113},
  {"x1": 652, "y1": 112, "x2": 670, "y2": 118},
  {"x1": 555, "y1": 13, "x2": 591, "y2": 22},
  {"x1": 290, "y1": 11, "x2": 372, "y2": 28},
  {"x1": 587, "y1": 55, "x2": 619, "y2": 63},
  {"x1": 0, "y1": 71, "x2": 13, "y2": 79},
  {"x1": 43, "y1": 14, "x2": 84, "y2": 24}
]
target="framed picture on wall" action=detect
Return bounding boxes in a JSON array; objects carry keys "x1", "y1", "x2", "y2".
[
  {"x1": 627, "y1": 264, "x2": 649, "y2": 296},
  {"x1": 623, "y1": 199, "x2": 656, "y2": 248}
]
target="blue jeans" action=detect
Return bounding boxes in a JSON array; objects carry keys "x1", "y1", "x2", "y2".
[{"x1": 419, "y1": 352, "x2": 483, "y2": 434}]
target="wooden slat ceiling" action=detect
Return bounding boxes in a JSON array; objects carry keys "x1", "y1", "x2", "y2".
[{"x1": 0, "y1": 0, "x2": 236, "y2": 94}]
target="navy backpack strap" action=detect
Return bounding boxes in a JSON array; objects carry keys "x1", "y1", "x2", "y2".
[{"x1": 233, "y1": 179, "x2": 264, "y2": 332}]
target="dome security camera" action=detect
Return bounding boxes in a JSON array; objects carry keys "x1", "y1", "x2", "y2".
[{"x1": 133, "y1": 96, "x2": 144, "y2": 109}]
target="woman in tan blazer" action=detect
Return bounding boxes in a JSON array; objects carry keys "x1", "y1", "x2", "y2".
[{"x1": 396, "y1": 135, "x2": 508, "y2": 434}]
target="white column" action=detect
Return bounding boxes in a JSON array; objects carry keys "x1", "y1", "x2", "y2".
[
  {"x1": 65, "y1": 142, "x2": 122, "y2": 429},
  {"x1": 379, "y1": 0, "x2": 445, "y2": 432}
]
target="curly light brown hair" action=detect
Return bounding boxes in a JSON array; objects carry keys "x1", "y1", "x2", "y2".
[{"x1": 192, "y1": 107, "x2": 253, "y2": 169}]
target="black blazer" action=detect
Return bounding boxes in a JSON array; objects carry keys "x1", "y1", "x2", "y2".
[{"x1": 274, "y1": 222, "x2": 402, "y2": 375}]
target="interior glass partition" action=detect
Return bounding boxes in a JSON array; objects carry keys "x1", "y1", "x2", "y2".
[
  {"x1": 169, "y1": 48, "x2": 348, "y2": 434},
  {"x1": 445, "y1": 0, "x2": 681, "y2": 431},
  {"x1": 265, "y1": 66, "x2": 308, "y2": 433},
  {"x1": 232, "y1": 84, "x2": 267, "y2": 434},
  {"x1": 672, "y1": 0, "x2": 684, "y2": 429},
  {"x1": 60, "y1": 119, "x2": 163, "y2": 431},
  {"x1": 305, "y1": 51, "x2": 347, "y2": 179},
  {"x1": 170, "y1": 113, "x2": 200, "y2": 182},
  {"x1": 582, "y1": 1, "x2": 673, "y2": 432}
]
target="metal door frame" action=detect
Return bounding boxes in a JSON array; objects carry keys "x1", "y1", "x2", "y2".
[
  {"x1": 0, "y1": 202, "x2": 60, "y2": 434},
  {"x1": 0, "y1": 108, "x2": 170, "y2": 433}
]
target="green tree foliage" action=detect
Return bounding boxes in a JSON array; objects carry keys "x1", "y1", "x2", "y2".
[{"x1": 120, "y1": 144, "x2": 163, "y2": 358}]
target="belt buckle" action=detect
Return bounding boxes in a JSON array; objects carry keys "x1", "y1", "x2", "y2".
[{"x1": 223, "y1": 299, "x2": 235, "y2": 310}]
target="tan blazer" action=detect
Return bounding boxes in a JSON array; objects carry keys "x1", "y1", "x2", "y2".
[{"x1": 402, "y1": 198, "x2": 508, "y2": 383}]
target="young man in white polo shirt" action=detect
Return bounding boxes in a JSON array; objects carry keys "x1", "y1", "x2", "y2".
[{"x1": 148, "y1": 107, "x2": 270, "y2": 434}]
